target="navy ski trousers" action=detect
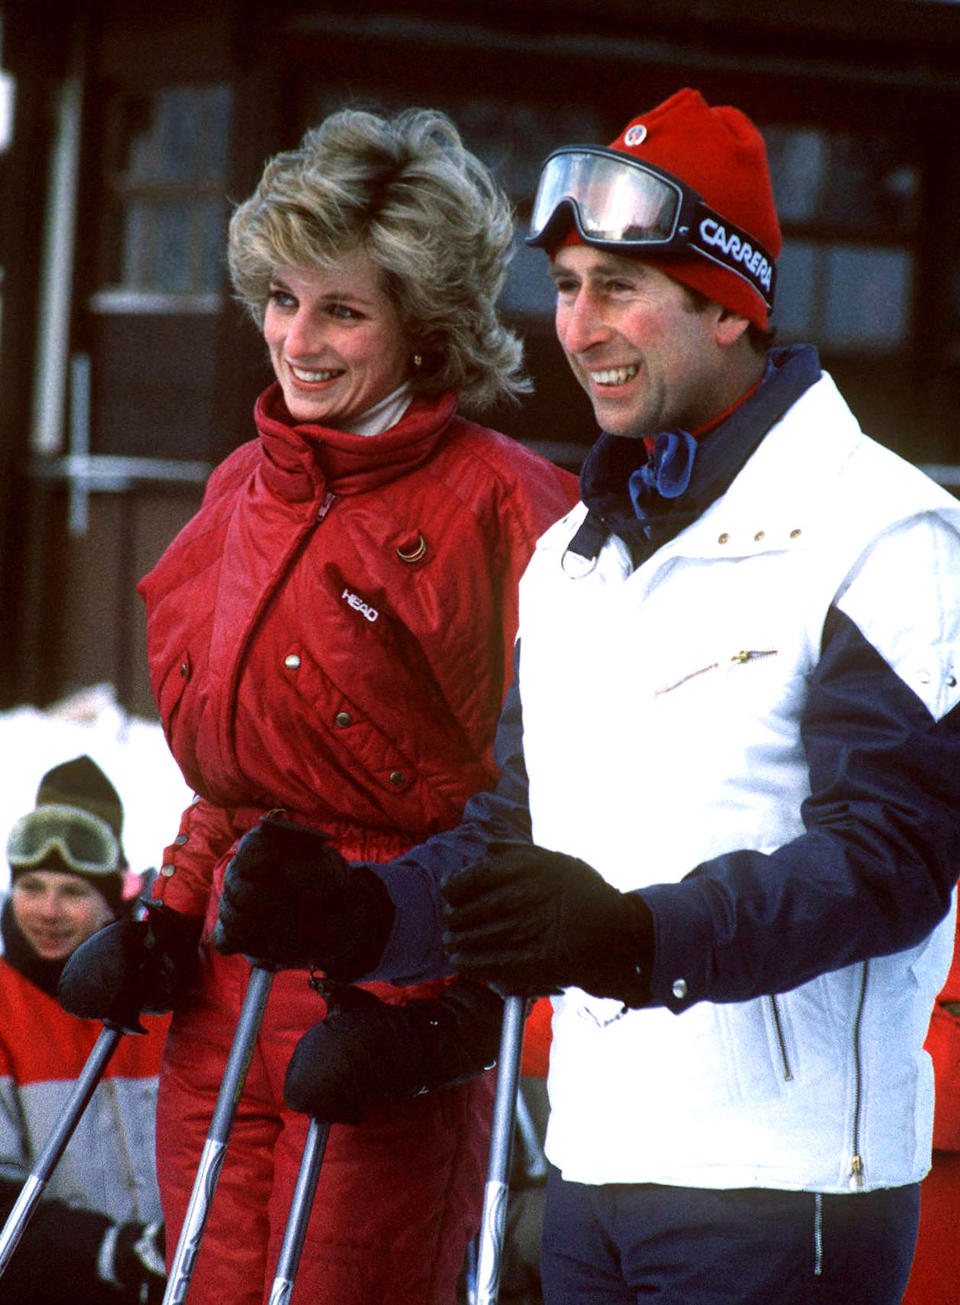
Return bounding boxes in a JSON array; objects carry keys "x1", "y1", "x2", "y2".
[{"x1": 540, "y1": 1167, "x2": 919, "y2": 1304}]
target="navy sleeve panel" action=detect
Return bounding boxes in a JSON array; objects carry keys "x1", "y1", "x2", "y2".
[
  {"x1": 645, "y1": 606, "x2": 960, "y2": 1011},
  {"x1": 368, "y1": 642, "x2": 533, "y2": 985}
]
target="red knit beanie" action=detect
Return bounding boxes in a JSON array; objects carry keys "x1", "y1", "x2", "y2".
[
  {"x1": 614, "y1": 89, "x2": 780, "y2": 327},
  {"x1": 559, "y1": 88, "x2": 781, "y2": 330}
]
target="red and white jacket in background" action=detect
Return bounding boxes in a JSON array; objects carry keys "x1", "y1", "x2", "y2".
[{"x1": 0, "y1": 949, "x2": 168, "y2": 1228}]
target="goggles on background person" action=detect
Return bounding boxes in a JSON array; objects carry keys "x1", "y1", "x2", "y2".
[
  {"x1": 526, "y1": 146, "x2": 776, "y2": 311},
  {"x1": 6, "y1": 804, "x2": 121, "y2": 876}
]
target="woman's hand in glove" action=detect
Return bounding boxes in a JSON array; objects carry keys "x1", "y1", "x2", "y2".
[
  {"x1": 283, "y1": 980, "x2": 503, "y2": 1123},
  {"x1": 441, "y1": 843, "x2": 653, "y2": 1006},
  {"x1": 57, "y1": 902, "x2": 202, "y2": 1032},
  {"x1": 213, "y1": 817, "x2": 395, "y2": 980}
]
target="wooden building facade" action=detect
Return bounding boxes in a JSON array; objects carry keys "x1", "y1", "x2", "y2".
[{"x1": 1, "y1": 0, "x2": 959, "y2": 715}]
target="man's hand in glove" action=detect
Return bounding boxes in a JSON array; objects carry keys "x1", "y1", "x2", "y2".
[
  {"x1": 284, "y1": 979, "x2": 503, "y2": 1123},
  {"x1": 213, "y1": 817, "x2": 395, "y2": 980},
  {"x1": 58, "y1": 902, "x2": 202, "y2": 1032},
  {"x1": 99, "y1": 1220, "x2": 166, "y2": 1303},
  {"x1": 441, "y1": 843, "x2": 653, "y2": 1006}
]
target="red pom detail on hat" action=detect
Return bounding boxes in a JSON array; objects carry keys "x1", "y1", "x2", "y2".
[{"x1": 607, "y1": 88, "x2": 781, "y2": 329}]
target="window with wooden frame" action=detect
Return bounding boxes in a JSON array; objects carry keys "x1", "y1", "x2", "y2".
[{"x1": 762, "y1": 124, "x2": 919, "y2": 354}]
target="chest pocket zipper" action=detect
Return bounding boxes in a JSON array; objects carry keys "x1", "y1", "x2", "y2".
[
  {"x1": 770, "y1": 995, "x2": 794, "y2": 1081},
  {"x1": 655, "y1": 649, "x2": 778, "y2": 696}
]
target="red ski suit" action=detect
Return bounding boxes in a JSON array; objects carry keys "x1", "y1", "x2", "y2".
[{"x1": 139, "y1": 384, "x2": 576, "y2": 1304}]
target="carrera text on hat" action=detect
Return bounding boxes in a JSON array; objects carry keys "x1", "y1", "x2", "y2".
[{"x1": 698, "y1": 218, "x2": 774, "y2": 297}]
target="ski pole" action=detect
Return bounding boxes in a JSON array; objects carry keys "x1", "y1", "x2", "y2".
[
  {"x1": 514, "y1": 1088, "x2": 548, "y2": 1182},
  {"x1": 474, "y1": 994, "x2": 526, "y2": 1305},
  {"x1": 267, "y1": 1116, "x2": 330, "y2": 1305},
  {"x1": 0, "y1": 1024, "x2": 124, "y2": 1277},
  {"x1": 163, "y1": 963, "x2": 275, "y2": 1305}
]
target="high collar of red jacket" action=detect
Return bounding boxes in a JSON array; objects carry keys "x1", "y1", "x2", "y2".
[{"x1": 254, "y1": 381, "x2": 460, "y2": 502}]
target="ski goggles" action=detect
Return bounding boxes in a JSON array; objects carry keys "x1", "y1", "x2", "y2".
[
  {"x1": 527, "y1": 147, "x2": 776, "y2": 310},
  {"x1": 6, "y1": 804, "x2": 121, "y2": 875}
]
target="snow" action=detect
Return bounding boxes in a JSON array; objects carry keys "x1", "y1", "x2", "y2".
[{"x1": 0, "y1": 684, "x2": 194, "y2": 894}]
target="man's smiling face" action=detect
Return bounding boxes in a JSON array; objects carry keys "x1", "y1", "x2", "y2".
[{"x1": 551, "y1": 245, "x2": 736, "y2": 440}]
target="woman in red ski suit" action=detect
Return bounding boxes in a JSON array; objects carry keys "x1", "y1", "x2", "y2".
[{"x1": 127, "y1": 108, "x2": 574, "y2": 1304}]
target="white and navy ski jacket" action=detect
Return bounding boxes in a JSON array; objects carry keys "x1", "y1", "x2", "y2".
[{"x1": 368, "y1": 345, "x2": 960, "y2": 1194}]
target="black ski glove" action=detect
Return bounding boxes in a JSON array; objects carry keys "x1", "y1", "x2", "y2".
[
  {"x1": 284, "y1": 980, "x2": 503, "y2": 1124},
  {"x1": 213, "y1": 817, "x2": 395, "y2": 980},
  {"x1": 441, "y1": 844, "x2": 653, "y2": 1006},
  {"x1": 57, "y1": 902, "x2": 202, "y2": 1031},
  {"x1": 99, "y1": 1219, "x2": 166, "y2": 1303}
]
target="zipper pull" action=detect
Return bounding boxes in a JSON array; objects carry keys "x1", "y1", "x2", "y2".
[
  {"x1": 730, "y1": 649, "x2": 777, "y2": 664},
  {"x1": 848, "y1": 1155, "x2": 865, "y2": 1189},
  {"x1": 317, "y1": 491, "x2": 335, "y2": 522},
  {"x1": 655, "y1": 648, "x2": 779, "y2": 696}
]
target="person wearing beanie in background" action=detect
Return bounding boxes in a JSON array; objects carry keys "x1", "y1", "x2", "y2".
[
  {"x1": 207, "y1": 89, "x2": 960, "y2": 1303},
  {"x1": 0, "y1": 757, "x2": 169, "y2": 1303}
]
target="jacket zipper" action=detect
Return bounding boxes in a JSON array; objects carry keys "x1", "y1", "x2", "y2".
[
  {"x1": 769, "y1": 995, "x2": 794, "y2": 1080},
  {"x1": 849, "y1": 961, "x2": 869, "y2": 1189},
  {"x1": 654, "y1": 648, "x2": 778, "y2": 696}
]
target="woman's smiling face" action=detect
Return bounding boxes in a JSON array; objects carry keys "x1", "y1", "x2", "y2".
[{"x1": 262, "y1": 250, "x2": 412, "y2": 429}]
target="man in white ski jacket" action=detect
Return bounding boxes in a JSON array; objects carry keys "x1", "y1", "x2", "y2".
[{"x1": 214, "y1": 88, "x2": 960, "y2": 1304}]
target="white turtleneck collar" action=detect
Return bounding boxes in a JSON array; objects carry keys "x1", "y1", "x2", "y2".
[{"x1": 341, "y1": 383, "x2": 414, "y2": 437}]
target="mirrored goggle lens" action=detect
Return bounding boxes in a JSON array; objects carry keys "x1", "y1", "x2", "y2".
[
  {"x1": 530, "y1": 150, "x2": 681, "y2": 245},
  {"x1": 6, "y1": 805, "x2": 120, "y2": 873}
]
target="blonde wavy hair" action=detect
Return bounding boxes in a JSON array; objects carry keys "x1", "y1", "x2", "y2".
[{"x1": 228, "y1": 106, "x2": 530, "y2": 411}]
